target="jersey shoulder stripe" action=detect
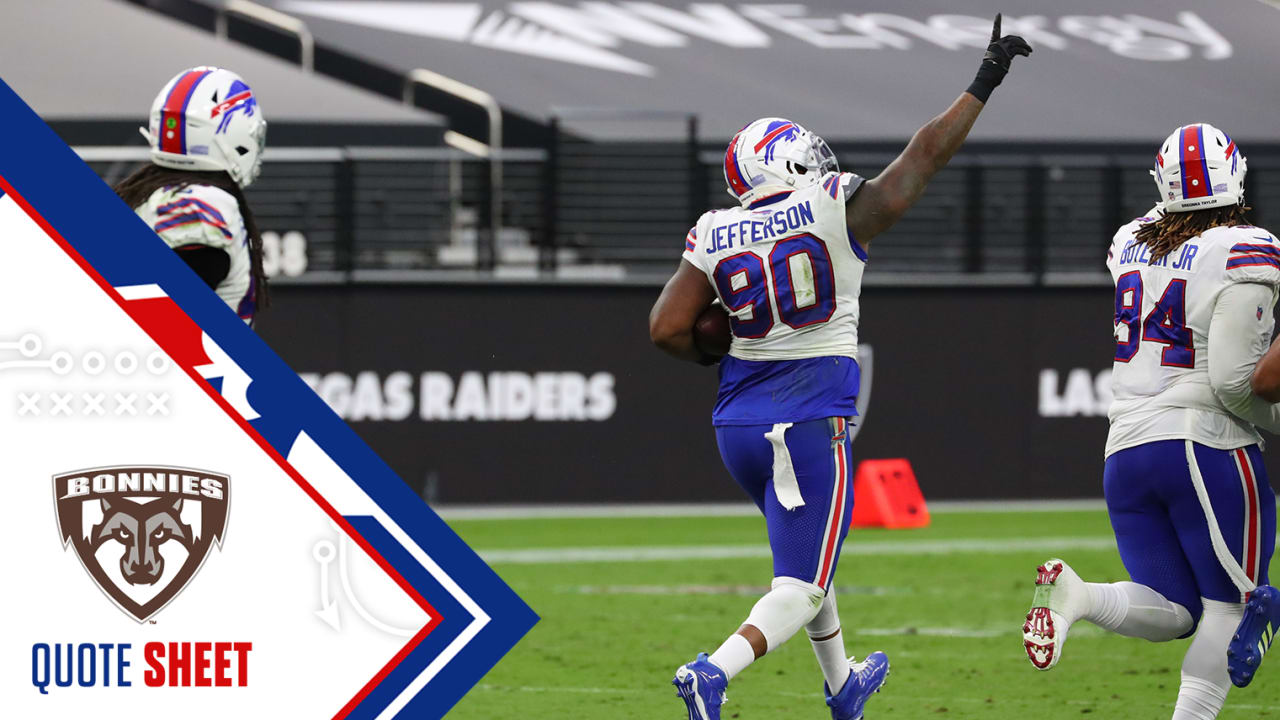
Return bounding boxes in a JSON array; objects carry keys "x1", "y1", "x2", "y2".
[
  {"x1": 141, "y1": 184, "x2": 243, "y2": 251},
  {"x1": 153, "y1": 210, "x2": 233, "y2": 239},
  {"x1": 822, "y1": 174, "x2": 839, "y2": 199},
  {"x1": 1227, "y1": 257, "x2": 1280, "y2": 270},
  {"x1": 819, "y1": 172, "x2": 864, "y2": 203},
  {"x1": 1227, "y1": 241, "x2": 1280, "y2": 269},
  {"x1": 1228, "y1": 242, "x2": 1280, "y2": 257},
  {"x1": 1211, "y1": 226, "x2": 1280, "y2": 287},
  {"x1": 157, "y1": 197, "x2": 228, "y2": 224}
]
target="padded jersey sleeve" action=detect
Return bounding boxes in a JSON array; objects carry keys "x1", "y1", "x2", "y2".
[
  {"x1": 1223, "y1": 228, "x2": 1280, "y2": 289},
  {"x1": 145, "y1": 185, "x2": 243, "y2": 253},
  {"x1": 1208, "y1": 281, "x2": 1280, "y2": 434},
  {"x1": 680, "y1": 210, "x2": 718, "y2": 275},
  {"x1": 817, "y1": 171, "x2": 867, "y2": 261},
  {"x1": 680, "y1": 225, "x2": 699, "y2": 265}
]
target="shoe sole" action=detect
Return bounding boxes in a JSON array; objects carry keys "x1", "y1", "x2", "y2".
[
  {"x1": 1023, "y1": 560, "x2": 1065, "y2": 671},
  {"x1": 1228, "y1": 586, "x2": 1279, "y2": 688}
]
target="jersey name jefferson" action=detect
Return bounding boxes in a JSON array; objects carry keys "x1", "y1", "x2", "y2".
[{"x1": 701, "y1": 201, "x2": 821, "y2": 254}]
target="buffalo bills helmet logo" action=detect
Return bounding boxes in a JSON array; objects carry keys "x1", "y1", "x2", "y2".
[{"x1": 211, "y1": 79, "x2": 257, "y2": 135}]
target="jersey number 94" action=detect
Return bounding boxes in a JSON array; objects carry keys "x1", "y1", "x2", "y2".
[{"x1": 1115, "y1": 271, "x2": 1194, "y2": 367}]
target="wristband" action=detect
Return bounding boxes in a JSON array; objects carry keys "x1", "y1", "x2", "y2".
[{"x1": 966, "y1": 62, "x2": 1004, "y2": 104}]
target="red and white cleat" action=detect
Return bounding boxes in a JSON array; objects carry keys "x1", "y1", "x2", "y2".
[{"x1": 1023, "y1": 559, "x2": 1082, "y2": 671}]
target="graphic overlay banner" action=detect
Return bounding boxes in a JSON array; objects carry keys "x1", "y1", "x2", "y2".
[{"x1": 0, "y1": 77, "x2": 536, "y2": 717}]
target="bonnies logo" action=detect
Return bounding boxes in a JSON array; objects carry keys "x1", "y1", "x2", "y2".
[{"x1": 52, "y1": 466, "x2": 229, "y2": 623}]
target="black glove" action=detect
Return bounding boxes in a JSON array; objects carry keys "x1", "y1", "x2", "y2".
[{"x1": 966, "y1": 14, "x2": 1032, "y2": 103}]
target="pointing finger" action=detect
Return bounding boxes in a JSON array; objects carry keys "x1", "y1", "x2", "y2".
[{"x1": 991, "y1": 13, "x2": 1002, "y2": 44}]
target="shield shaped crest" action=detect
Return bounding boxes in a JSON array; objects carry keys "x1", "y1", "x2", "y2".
[{"x1": 52, "y1": 466, "x2": 230, "y2": 622}]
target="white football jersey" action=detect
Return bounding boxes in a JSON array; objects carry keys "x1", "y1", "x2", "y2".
[
  {"x1": 682, "y1": 172, "x2": 866, "y2": 361},
  {"x1": 134, "y1": 184, "x2": 255, "y2": 323},
  {"x1": 1105, "y1": 217, "x2": 1280, "y2": 456}
]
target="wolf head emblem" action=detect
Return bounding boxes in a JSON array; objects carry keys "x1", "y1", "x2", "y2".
[
  {"x1": 54, "y1": 466, "x2": 229, "y2": 622},
  {"x1": 93, "y1": 497, "x2": 193, "y2": 586}
]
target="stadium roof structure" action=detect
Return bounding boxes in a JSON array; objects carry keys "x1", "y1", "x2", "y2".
[
  {"x1": 168, "y1": 0, "x2": 1278, "y2": 143},
  {"x1": 2, "y1": 0, "x2": 444, "y2": 145}
]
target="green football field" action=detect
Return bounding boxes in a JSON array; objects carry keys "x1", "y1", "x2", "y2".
[{"x1": 444, "y1": 508, "x2": 1278, "y2": 719}]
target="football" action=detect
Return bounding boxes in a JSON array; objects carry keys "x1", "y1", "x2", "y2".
[{"x1": 693, "y1": 302, "x2": 731, "y2": 358}]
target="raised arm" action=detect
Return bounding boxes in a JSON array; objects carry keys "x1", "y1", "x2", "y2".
[{"x1": 847, "y1": 15, "x2": 1031, "y2": 248}]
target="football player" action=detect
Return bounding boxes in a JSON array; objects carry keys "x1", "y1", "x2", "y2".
[
  {"x1": 649, "y1": 15, "x2": 1031, "y2": 720},
  {"x1": 115, "y1": 66, "x2": 269, "y2": 325},
  {"x1": 1024, "y1": 124, "x2": 1280, "y2": 718}
]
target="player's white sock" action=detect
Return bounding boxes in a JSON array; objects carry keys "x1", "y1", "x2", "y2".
[
  {"x1": 1172, "y1": 598, "x2": 1242, "y2": 720},
  {"x1": 708, "y1": 634, "x2": 754, "y2": 681},
  {"x1": 1083, "y1": 581, "x2": 1193, "y2": 641},
  {"x1": 710, "y1": 577, "x2": 824, "y2": 680},
  {"x1": 806, "y1": 591, "x2": 852, "y2": 692},
  {"x1": 1172, "y1": 676, "x2": 1229, "y2": 720}
]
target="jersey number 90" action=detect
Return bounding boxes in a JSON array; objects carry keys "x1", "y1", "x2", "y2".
[
  {"x1": 712, "y1": 234, "x2": 836, "y2": 338},
  {"x1": 1114, "y1": 271, "x2": 1194, "y2": 367}
]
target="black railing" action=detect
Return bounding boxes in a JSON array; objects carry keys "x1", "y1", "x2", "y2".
[{"x1": 82, "y1": 141, "x2": 1280, "y2": 285}]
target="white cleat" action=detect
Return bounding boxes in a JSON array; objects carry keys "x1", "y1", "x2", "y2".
[{"x1": 1023, "y1": 559, "x2": 1084, "y2": 670}]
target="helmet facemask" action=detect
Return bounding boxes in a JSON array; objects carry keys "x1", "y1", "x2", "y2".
[{"x1": 216, "y1": 117, "x2": 267, "y2": 188}]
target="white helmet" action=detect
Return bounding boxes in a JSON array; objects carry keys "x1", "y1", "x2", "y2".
[
  {"x1": 724, "y1": 118, "x2": 838, "y2": 206},
  {"x1": 1151, "y1": 123, "x2": 1245, "y2": 213},
  {"x1": 141, "y1": 66, "x2": 267, "y2": 188}
]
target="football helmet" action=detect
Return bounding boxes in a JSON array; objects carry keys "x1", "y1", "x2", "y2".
[
  {"x1": 724, "y1": 118, "x2": 838, "y2": 206},
  {"x1": 1151, "y1": 123, "x2": 1245, "y2": 213},
  {"x1": 141, "y1": 66, "x2": 267, "y2": 188}
]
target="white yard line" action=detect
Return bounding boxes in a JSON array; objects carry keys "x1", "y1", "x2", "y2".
[
  {"x1": 438, "y1": 502, "x2": 762, "y2": 520},
  {"x1": 475, "y1": 683, "x2": 649, "y2": 696},
  {"x1": 853, "y1": 626, "x2": 1008, "y2": 638},
  {"x1": 437, "y1": 499, "x2": 1113, "y2": 520},
  {"x1": 478, "y1": 535, "x2": 1120, "y2": 564},
  {"x1": 928, "y1": 499, "x2": 1109, "y2": 513},
  {"x1": 473, "y1": 683, "x2": 1276, "y2": 712},
  {"x1": 559, "y1": 584, "x2": 1026, "y2": 601}
]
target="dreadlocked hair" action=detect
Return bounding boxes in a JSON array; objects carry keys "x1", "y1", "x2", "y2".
[
  {"x1": 114, "y1": 164, "x2": 270, "y2": 310},
  {"x1": 1134, "y1": 203, "x2": 1251, "y2": 265}
]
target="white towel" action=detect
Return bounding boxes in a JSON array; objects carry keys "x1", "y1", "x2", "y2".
[{"x1": 765, "y1": 422, "x2": 805, "y2": 510}]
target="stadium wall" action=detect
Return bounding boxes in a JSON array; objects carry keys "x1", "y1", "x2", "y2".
[{"x1": 259, "y1": 284, "x2": 1280, "y2": 503}]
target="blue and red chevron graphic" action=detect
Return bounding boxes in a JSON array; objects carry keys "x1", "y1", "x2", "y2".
[{"x1": 0, "y1": 77, "x2": 536, "y2": 719}]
